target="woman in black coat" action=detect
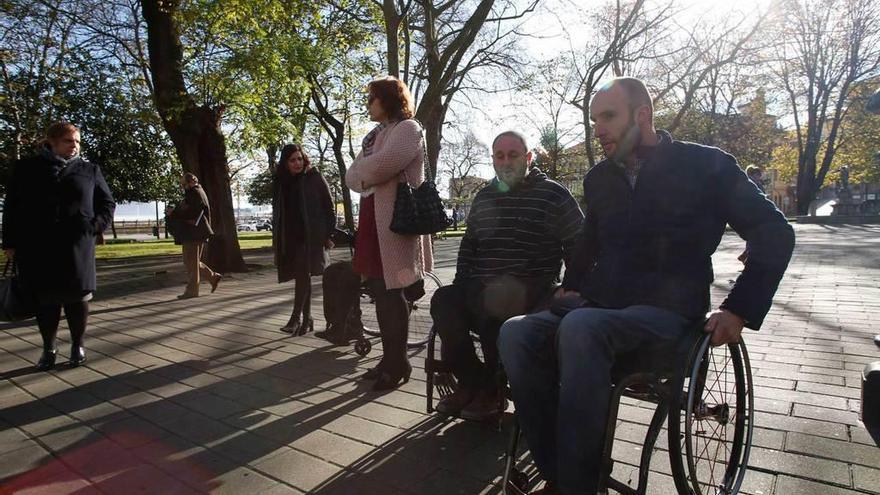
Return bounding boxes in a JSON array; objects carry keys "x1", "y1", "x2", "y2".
[
  {"x1": 2, "y1": 122, "x2": 116, "y2": 370},
  {"x1": 273, "y1": 144, "x2": 336, "y2": 335}
]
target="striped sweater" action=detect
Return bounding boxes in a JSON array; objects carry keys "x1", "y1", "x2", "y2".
[{"x1": 454, "y1": 167, "x2": 583, "y2": 284}]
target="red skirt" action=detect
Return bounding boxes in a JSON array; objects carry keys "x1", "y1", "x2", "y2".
[{"x1": 353, "y1": 195, "x2": 384, "y2": 279}]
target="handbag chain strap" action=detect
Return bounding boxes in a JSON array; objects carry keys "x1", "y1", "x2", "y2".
[{"x1": 400, "y1": 119, "x2": 435, "y2": 186}]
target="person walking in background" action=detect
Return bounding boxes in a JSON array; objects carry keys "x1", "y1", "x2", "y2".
[
  {"x1": 2, "y1": 122, "x2": 116, "y2": 370},
  {"x1": 322, "y1": 76, "x2": 433, "y2": 391},
  {"x1": 273, "y1": 144, "x2": 336, "y2": 335},
  {"x1": 167, "y1": 173, "x2": 221, "y2": 299}
]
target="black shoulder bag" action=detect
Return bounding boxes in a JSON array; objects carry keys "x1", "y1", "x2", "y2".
[
  {"x1": 0, "y1": 260, "x2": 36, "y2": 321},
  {"x1": 389, "y1": 123, "x2": 450, "y2": 235}
]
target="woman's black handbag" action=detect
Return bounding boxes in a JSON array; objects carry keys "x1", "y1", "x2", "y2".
[
  {"x1": 0, "y1": 260, "x2": 35, "y2": 321},
  {"x1": 389, "y1": 126, "x2": 450, "y2": 235}
]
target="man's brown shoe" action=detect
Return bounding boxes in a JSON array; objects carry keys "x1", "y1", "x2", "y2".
[
  {"x1": 435, "y1": 387, "x2": 476, "y2": 415},
  {"x1": 460, "y1": 389, "x2": 507, "y2": 421},
  {"x1": 210, "y1": 274, "x2": 223, "y2": 293}
]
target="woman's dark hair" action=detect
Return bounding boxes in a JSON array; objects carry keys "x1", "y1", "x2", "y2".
[
  {"x1": 277, "y1": 144, "x2": 312, "y2": 178},
  {"x1": 368, "y1": 76, "x2": 415, "y2": 121}
]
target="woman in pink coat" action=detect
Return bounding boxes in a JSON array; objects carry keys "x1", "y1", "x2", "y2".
[{"x1": 345, "y1": 76, "x2": 433, "y2": 391}]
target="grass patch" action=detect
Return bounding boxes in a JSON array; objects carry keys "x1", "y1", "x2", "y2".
[{"x1": 92, "y1": 232, "x2": 274, "y2": 259}]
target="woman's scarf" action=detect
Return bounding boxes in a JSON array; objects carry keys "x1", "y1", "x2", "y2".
[
  {"x1": 359, "y1": 123, "x2": 388, "y2": 198},
  {"x1": 361, "y1": 123, "x2": 387, "y2": 158}
]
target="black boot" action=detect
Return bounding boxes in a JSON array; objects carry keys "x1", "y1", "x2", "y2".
[
  {"x1": 295, "y1": 317, "x2": 314, "y2": 336},
  {"x1": 280, "y1": 317, "x2": 301, "y2": 334},
  {"x1": 69, "y1": 345, "x2": 87, "y2": 367},
  {"x1": 35, "y1": 349, "x2": 57, "y2": 371}
]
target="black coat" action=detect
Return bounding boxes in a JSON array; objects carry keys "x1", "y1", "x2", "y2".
[
  {"x1": 169, "y1": 184, "x2": 213, "y2": 245},
  {"x1": 272, "y1": 167, "x2": 335, "y2": 282},
  {"x1": 2, "y1": 148, "x2": 116, "y2": 295},
  {"x1": 561, "y1": 131, "x2": 794, "y2": 329}
]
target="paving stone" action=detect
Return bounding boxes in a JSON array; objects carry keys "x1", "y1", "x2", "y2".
[
  {"x1": 251, "y1": 448, "x2": 343, "y2": 492},
  {"x1": 853, "y1": 464, "x2": 880, "y2": 494},
  {"x1": 774, "y1": 475, "x2": 861, "y2": 495},
  {"x1": 788, "y1": 431, "x2": 880, "y2": 468},
  {"x1": 0, "y1": 455, "x2": 97, "y2": 495},
  {"x1": 288, "y1": 429, "x2": 375, "y2": 467},
  {"x1": 792, "y1": 403, "x2": 863, "y2": 427},
  {"x1": 749, "y1": 446, "x2": 851, "y2": 485},
  {"x1": 0, "y1": 442, "x2": 52, "y2": 479}
]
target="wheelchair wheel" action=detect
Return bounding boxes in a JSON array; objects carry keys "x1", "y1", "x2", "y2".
[
  {"x1": 668, "y1": 334, "x2": 754, "y2": 495},
  {"x1": 354, "y1": 338, "x2": 372, "y2": 356},
  {"x1": 357, "y1": 272, "x2": 442, "y2": 349}
]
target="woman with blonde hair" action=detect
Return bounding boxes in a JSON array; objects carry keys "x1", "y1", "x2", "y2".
[{"x1": 2, "y1": 122, "x2": 116, "y2": 370}]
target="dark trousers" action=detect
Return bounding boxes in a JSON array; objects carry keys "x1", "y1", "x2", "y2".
[
  {"x1": 498, "y1": 306, "x2": 689, "y2": 494},
  {"x1": 36, "y1": 301, "x2": 89, "y2": 351},
  {"x1": 431, "y1": 277, "x2": 552, "y2": 392}
]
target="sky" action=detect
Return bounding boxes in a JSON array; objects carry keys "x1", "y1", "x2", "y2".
[{"x1": 468, "y1": 0, "x2": 781, "y2": 168}]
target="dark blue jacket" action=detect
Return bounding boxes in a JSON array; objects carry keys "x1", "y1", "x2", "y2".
[{"x1": 561, "y1": 131, "x2": 794, "y2": 329}]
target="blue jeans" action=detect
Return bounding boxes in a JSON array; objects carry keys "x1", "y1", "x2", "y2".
[{"x1": 498, "y1": 306, "x2": 690, "y2": 494}]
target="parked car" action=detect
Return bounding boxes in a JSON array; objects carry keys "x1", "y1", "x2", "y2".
[
  {"x1": 236, "y1": 222, "x2": 257, "y2": 232},
  {"x1": 256, "y1": 220, "x2": 272, "y2": 231}
]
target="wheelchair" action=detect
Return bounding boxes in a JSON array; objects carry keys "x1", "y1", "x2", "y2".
[
  {"x1": 329, "y1": 228, "x2": 443, "y2": 356},
  {"x1": 347, "y1": 271, "x2": 443, "y2": 356},
  {"x1": 502, "y1": 325, "x2": 754, "y2": 495}
]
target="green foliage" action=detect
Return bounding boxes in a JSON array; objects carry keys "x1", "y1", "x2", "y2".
[
  {"x1": 175, "y1": 0, "x2": 378, "y2": 159},
  {"x1": 57, "y1": 56, "x2": 181, "y2": 203},
  {"x1": 0, "y1": 0, "x2": 179, "y2": 202},
  {"x1": 835, "y1": 79, "x2": 880, "y2": 184},
  {"x1": 247, "y1": 168, "x2": 275, "y2": 206},
  {"x1": 768, "y1": 80, "x2": 880, "y2": 187}
]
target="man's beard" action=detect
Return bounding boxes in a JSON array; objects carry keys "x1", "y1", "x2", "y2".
[{"x1": 611, "y1": 114, "x2": 641, "y2": 163}]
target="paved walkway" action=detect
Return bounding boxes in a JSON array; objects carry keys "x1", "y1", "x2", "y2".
[{"x1": 0, "y1": 224, "x2": 878, "y2": 494}]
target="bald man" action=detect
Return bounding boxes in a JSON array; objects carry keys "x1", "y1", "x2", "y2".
[{"x1": 498, "y1": 78, "x2": 795, "y2": 494}]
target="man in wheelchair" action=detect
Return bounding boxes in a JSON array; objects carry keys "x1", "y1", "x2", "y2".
[
  {"x1": 498, "y1": 78, "x2": 795, "y2": 494},
  {"x1": 430, "y1": 131, "x2": 583, "y2": 421}
]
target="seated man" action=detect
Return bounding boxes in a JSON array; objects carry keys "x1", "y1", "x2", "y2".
[
  {"x1": 431, "y1": 131, "x2": 583, "y2": 421},
  {"x1": 498, "y1": 78, "x2": 795, "y2": 494}
]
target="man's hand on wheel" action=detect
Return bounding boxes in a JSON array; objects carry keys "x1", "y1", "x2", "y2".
[{"x1": 704, "y1": 309, "x2": 745, "y2": 346}]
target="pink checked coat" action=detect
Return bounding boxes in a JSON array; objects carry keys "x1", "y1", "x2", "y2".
[{"x1": 345, "y1": 119, "x2": 434, "y2": 289}]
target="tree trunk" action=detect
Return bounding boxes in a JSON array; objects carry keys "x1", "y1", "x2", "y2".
[
  {"x1": 141, "y1": 0, "x2": 246, "y2": 273},
  {"x1": 420, "y1": 100, "x2": 445, "y2": 180},
  {"x1": 383, "y1": 0, "x2": 401, "y2": 78},
  {"x1": 795, "y1": 154, "x2": 817, "y2": 215},
  {"x1": 332, "y1": 142, "x2": 355, "y2": 231}
]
